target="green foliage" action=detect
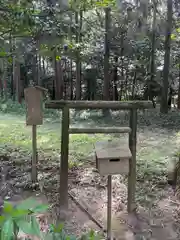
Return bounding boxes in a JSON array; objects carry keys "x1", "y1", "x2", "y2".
[
  {"x1": 0, "y1": 99, "x2": 60, "y2": 119},
  {"x1": 0, "y1": 99, "x2": 26, "y2": 115},
  {"x1": 0, "y1": 198, "x2": 101, "y2": 240},
  {"x1": 0, "y1": 198, "x2": 48, "y2": 239}
]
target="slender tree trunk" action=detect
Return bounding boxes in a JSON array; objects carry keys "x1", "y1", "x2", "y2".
[
  {"x1": 131, "y1": 70, "x2": 137, "y2": 99},
  {"x1": 160, "y1": 0, "x2": 172, "y2": 113},
  {"x1": 119, "y1": 32, "x2": 124, "y2": 101},
  {"x1": 70, "y1": 60, "x2": 73, "y2": 100},
  {"x1": 113, "y1": 56, "x2": 119, "y2": 100},
  {"x1": 69, "y1": 11, "x2": 73, "y2": 100},
  {"x1": 102, "y1": 7, "x2": 111, "y2": 116},
  {"x1": 103, "y1": 7, "x2": 110, "y2": 101},
  {"x1": 177, "y1": 63, "x2": 180, "y2": 109},
  {"x1": 2, "y1": 60, "x2": 7, "y2": 100},
  {"x1": 10, "y1": 35, "x2": 15, "y2": 100},
  {"x1": 15, "y1": 60, "x2": 21, "y2": 103},
  {"x1": 75, "y1": 10, "x2": 81, "y2": 100},
  {"x1": 0, "y1": 61, "x2": 3, "y2": 98},
  {"x1": 0, "y1": 78, "x2": 2, "y2": 98},
  {"x1": 150, "y1": 0, "x2": 156, "y2": 83},
  {"x1": 124, "y1": 69, "x2": 129, "y2": 100},
  {"x1": 54, "y1": 51, "x2": 64, "y2": 99},
  {"x1": 32, "y1": 38, "x2": 38, "y2": 85},
  {"x1": 36, "y1": 39, "x2": 41, "y2": 86},
  {"x1": 42, "y1": 57, "x2": 45, "y2": 74}
]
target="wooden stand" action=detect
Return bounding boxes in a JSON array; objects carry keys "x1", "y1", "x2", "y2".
[
  {"x1": 24, "y1": 86, "x2": 45, "y2": 183},
  {"x1": 45, "y1": 100, "x2": 153, "y2": 220},
  {"x1": 95, "y1": 140, "x2": 132, "y2": 239}
]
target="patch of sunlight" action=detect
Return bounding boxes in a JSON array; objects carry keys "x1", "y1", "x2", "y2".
[
  {"x1": 0, "y1": 123, "x2": 10, "y2": 127},
  {"x1": 38, "y1": 135, "x2": 52, "y2": 144},
  {"x1": 175, "y1": 132, "x2": 180, "y2": 144},
  {"x1": 41, "y1": 144, "x2": 59, "y2": 150},
  {"x1": 142, "y1": 148, "x2": 167, "y2": 159},
  {"x1": 70, "y1": 133, "x2": 111, "y2": 144},
  {"x1": 39, "y1": 123, "x2": 60, "y2": 131},
  {"x1": 0, "y1": 115, "x2": 23, "y2": 121},
  {"x1": 176, "y1": 131, "x2": 180, "y2": 136}
]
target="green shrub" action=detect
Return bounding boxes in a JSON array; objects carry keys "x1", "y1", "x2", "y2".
[
  {"x1": 0, "y1": 99, "x2": 60, "y2": 119},
  {"x1": 0, "y1": 198, "x2": 101, "y2": 240},
  {"x1": 0, "y1": 198, "x2": 48, "y2": 239}
]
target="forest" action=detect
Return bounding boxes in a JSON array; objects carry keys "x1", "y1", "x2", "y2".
[
  {"x1": 0, "y1": 0, "x2": 179, "y2": 113},
  {"x1": 1, "y1": 0, "x2": 180, "y2": 239}
]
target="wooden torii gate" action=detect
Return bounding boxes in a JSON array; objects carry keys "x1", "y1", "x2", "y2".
[{"x1": 45, "y1": 100, "x2": 153, "y2": 214}]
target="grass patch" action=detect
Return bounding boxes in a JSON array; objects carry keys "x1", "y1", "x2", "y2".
[{"x1": 0, "y1": 112, "x2": 116, "y2": 168}]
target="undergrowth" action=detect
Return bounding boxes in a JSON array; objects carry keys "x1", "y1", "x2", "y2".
[
  {"x1": 0, "y1": 99, "x2": 60, "y2": 119},
  {"x1": 0, "y1": 198, "x2": 101, "y2": 239}
]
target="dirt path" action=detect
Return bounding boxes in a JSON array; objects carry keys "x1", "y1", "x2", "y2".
[
  {"x1": 59, "y1": 167, "x2": 179, "y2": 240},
  {"x1": 2, "y1": 160, "x2": 179, "y2": 239}
]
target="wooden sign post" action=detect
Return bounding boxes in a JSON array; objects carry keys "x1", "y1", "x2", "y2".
[{"x1": 24, "y1": 86, "x2": 44, "y2": 183}]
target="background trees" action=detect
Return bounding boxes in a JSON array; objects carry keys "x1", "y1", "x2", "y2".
[{"x1": 0, "y1": 0, "x2": 179, "y2": 113}]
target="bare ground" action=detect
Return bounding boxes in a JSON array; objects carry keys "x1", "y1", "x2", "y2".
[{"x1": 1, "y1": 108, "x2": 180, "y2": 239}]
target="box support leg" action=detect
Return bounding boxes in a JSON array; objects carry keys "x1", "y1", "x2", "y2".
[
  {"x1": 59, "y1": 106, "x2": 70, "y2": 213},
  {"x1": 128, "y1": 109, "x2": 137, "y2": 213},
  {"x1": 107, "y1": 175, "x2": 112, "y2": 240}
]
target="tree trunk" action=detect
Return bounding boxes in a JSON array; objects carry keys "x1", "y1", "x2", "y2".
[
  {"x1": 42, "y1": 57, "x2": 45, "y2": 74},
  {"x1": 0, "y1": 77, "x2": 3, "y2": 98},
  {"x1": 10, "y1": 36, "x2": 15, "y2": 100},
  {"x1": 113, "y1": 56, "x2": 119, "y2": 100},
  {"x1": 150, "y1": 0, "x2": 156, "y2": 83},
  {"x1": 119, "y1": 32, "x2": 124, "y2": 101},
  {"x1": 69, "y1": 11, "x2": 73, "y2": 100},
  {"x1": 177, "y1": 63, "x2": 180, "y2": 109},
  {"x1": 32, "y1": 38, "x2": 38, "y2": 85},
  {"x1": 103, "y1": 7, "x2": 110, "y2": 101},
  {"x1": 15, "y1": 61, "x2": 21, "y2": 103},
  {"x1": 160, "y1": 0, "x2": 172, "y2": 113},
  {"x1": 54, "y1": 51, "x2": 64, "y2": 99},
  {"x1": 103, "y1": 7, "x2": 111, "y2": 116},
  {"x1": 131, "y1": 70, "x2": 136, "y2": 99},
  {"x1": 37, "y1": 47, "x2": 42, "y2": 86},
  {"x1": 75, "y1": 10, "x2": 82, "y2": 100},
  {"x1": 2, "y1": 60, "x2": 7, "y2": 100}
]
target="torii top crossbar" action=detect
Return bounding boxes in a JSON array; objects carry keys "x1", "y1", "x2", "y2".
[{"x1": 45, "y1": 100, "x2": 153, "y2": 110}]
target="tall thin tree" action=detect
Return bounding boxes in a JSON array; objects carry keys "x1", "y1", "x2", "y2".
[
  {"x1": 103, "y1": 7, "x2": 111, "y2": 101},
  {"x1": 160, "y1": 0, "x2": 173, "y2": 113}
]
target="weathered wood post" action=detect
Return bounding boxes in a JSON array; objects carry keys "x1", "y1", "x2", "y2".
[
  {"x1": 128, "y1": 109, "x2": 137, "y2": 212},
  {"x1": 59, "y1": 106, "x2": 70, "y2": 212},
  {"x1": 107, "y1": 175, "x2": 112, "y2": 239}
]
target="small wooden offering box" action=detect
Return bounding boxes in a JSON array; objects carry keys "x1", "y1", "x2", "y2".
[{"x1": 95, "y1": 140, "x2": 132, "y2": 175}]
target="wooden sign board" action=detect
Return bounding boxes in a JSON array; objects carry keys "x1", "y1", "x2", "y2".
[{"x1": 24, "y1": 87, "x2": 43, "y2": 126}]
